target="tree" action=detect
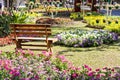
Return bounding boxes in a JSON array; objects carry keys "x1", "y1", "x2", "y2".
[
  {"x1": 74, "y1": 0, "x2": 97, "y2": 12},
  {"x1": 74, "y1": 0, "x2": 81, "y2": 12}
]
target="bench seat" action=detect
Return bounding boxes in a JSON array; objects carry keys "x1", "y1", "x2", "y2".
[{"x1": 16, "y1": 37, "x2": 58, "y2": 42}]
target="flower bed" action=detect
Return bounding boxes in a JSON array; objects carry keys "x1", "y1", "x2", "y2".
[
  {"x1": 56, "y1": 29, "x2": 118, "y2": 47},
  {"x1": 84, "y1": 16, "x2": 120, "y2": 34},
  {"x1": 0, "y1": 50, "x2": 120, "y2": 79}
]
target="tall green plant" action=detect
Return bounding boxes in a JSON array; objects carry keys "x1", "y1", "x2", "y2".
[
  {"x1": 11, "y1": 11, "x2": 28, "y2": 23},
  {"x1": 0, "y1": 11, "x2": 28, "y2": 37},
  {"x1": 0, "y1": 13, "x2": 13, "y2": 37}
]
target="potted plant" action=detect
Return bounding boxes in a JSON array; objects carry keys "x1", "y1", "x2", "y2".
[
  {"x1": 76, "y1": 3, "x2": 81, "y2": 8},
  {"x1": 103, "y1": 5, "x2": 106, "y2": 9},
  {"x1": 87, "y1": 3, "x2": 92, "y2": 6},
  {"x1": 103, "y1": 19, "x2": 106, "y2": 23},
  {"x1": 95, "y1": 4, "x2": 100, "y2": 9},
  {"x1": 96, "y1": 19, "x2": 100, "y2": 23},
  {"x1": 108, "y1": 5, "x2": 113, "y2": 10},
  {"x1": 115, "y1": 20, "x2": 119, "y2": 24},
  {"x1": 108, "y1": 20, "x2": 112, "y2": 24},
  {"x1": 0, "y1": 3, "x2": 2, "y2": 9},
  {"x1": 115, "y1": 4, "x2": 119, "y2": 9}
]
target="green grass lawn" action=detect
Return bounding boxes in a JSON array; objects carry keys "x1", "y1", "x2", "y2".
[{"x1": 1, "y1": 21, "x2": 120, "y2": 69}]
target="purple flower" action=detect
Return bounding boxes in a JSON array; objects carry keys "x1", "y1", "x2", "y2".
[
  {"x1": 74, "y1": 44, "x2": 79, "y2": 47},
  {"x1": 57, "y1": 34, "x2": 62, "y2": 40}
]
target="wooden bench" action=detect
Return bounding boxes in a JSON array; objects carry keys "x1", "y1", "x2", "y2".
[{"x1": 10, "y1": 23, "x2": 57, "y2": 52}]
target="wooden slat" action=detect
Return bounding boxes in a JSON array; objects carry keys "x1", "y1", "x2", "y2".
[
  {"x1": 15, "y1": 26, "x2": 50, "y2": 29},
  {"x1": 10, "y1": 24, "x2": 51, "y2": 27},
  {"x1": 21, "y1": 44, "x2": 47, "y2": 47},
  {"x1": 15, "y1": 28, "x2": 51, "y2": 31},
  {"x1": 17, "y1": 37, "x2": 47, "y2": 40},
  {"x1": 22, "y1": 48, "x2": 48, "y2": 51},
  {"x1": 16, "y1": 37, "x2": 57, "y2": 41},
  {"x1": 16, "y1": 32, "x2": 51, "y2": 35}
]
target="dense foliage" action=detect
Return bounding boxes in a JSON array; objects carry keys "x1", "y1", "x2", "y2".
[
  {"x1": 56, "y1": 29, "x2": 118, "y2": 47},
  {"x1": 0, "y1": 50, "x2": 120, "y2": 80}
]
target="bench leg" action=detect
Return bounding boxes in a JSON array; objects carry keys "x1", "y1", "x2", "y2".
[
  {"x1": 16, "y1": 39, "x2": 22, "y2": 49},
  {"x1": 47, "y1": 41, "x2": 53, "y2": 53}
]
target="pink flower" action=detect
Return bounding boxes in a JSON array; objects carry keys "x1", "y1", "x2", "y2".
[
  {"x1": 84, "y1": 65, "x2": 92, "y2": 71},
  {"x1": 4, "y1": 66, "x2": 10, "y2": 71},
  {"x1": 42, "y1": 51, "x2": 47, "y2": 54},
  {"x1": 58, "y1": 55, "x2": 65, "y2": 60},
  {"x1": 63, "y1": 70, "x2": 67, "y2": 73},
  {"x1": 35, "y1": 75, "x2": 39, "y2": 79},
  {"x1": 102, "y1": 67, "x2": 108, "y2": 70},
  {"x1": 71, "y1": 66, "x2": 76, "y2": 70},
  {"x1": 96, "y1": 68, "x2": 100, "y2": 72},
  {"x1": 72, "y1": 73, "x2": 78, "y2": 78},
  {"x1": 111, "y1": 68, "x2": 114, "y2": 72},
  {"x1": 0, "y1": 50, "x2": 2, "y2": 54},
  {"x1": 9, "y1": 69, "x2": 20, "y2": 76},
  {"x1": 42, "y1": 51, "x2": 52, "y2": 57},
  {"x1": 27, "y1": 49, "x2": 34, "y2": 56},
  {"x1": 62, "y1": 59, "x2": 68, "y2": 63},
  {"x1": 96, "y1": 74, "x2": 100, "y2": 78},
  {"x1": 84, "y1": 64, "x2": 89, "y2": 68},
  {"x1": 88, "y1": 71, "x2": 94, "y2": 77},
  {"x1": 23, "y1": 58, "x2": 27, "y2": 61},
  {"x1": 88, "y1": 67, "x2": 92, "y2": 71},
  {"x1": 21, "y1": 78, "x2": 30, "y2": 80},
  {"x1": 76, "y1": 67, "x2": 81, "y2": 70}
]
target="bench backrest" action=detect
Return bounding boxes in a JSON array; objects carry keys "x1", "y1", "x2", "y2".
[{"x1": 10, "y1": 24, "x2": 51, "y2": 38}]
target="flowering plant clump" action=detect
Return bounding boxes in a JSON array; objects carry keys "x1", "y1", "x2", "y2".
[
  {"x1": 0, "y1": 50, "x2": 120, "y2": 79},
  {"x1": 56, "y1": 29, "x2": 118, "y2": 47},
  {"x1": 84, "y1": 16, "x2": 120, "y2": 34}
]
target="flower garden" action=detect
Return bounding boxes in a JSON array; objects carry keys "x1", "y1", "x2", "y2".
[
  {"x1": 1, "y1": 1, "x2": 120, "y2": 80},
  {"x1": 0, "y1": 50, "x2": 120, "y2": 80}
]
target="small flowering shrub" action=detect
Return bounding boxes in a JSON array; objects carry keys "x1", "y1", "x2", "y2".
[
  {"x1": 56, "y1": 29, "x2": 118, "y2": 47},
  {"x1": 0, "y1": 36, "x2": 13, "y2": 46},
  {"x1": 0, "y1": 50, "x2": 120, "y2": 79}
]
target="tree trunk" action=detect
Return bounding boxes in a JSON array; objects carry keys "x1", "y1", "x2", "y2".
[
  {"x1": 88, "y1": 0, "x2": 97, "y2": 12},
  {"x1": 91, "y1": 0, "x2": 97, "y2": 11},
  {"x1": 74, "y1": 0, "x2": 81, "y2": 12}
]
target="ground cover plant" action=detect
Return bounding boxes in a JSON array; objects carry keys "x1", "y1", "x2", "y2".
[
  {"x1": 0, "y1": 50, "x2": 120, "y2": 80},
  {"x1": 56, "y1": 29, "x2": 118, "y2": 47}
]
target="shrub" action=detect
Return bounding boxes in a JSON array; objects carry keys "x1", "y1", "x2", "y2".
[
  {"x1": 0, "y1": 12, "x2": 13, "y2": 37},
  {"x1": 56, "y1": 29, "x2": 118, "y2": 47}
]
